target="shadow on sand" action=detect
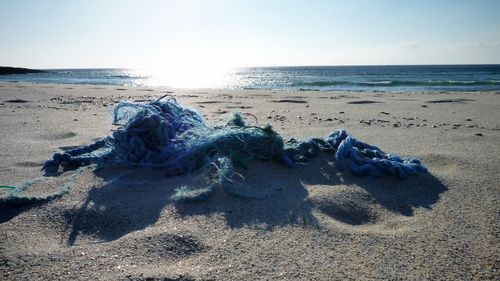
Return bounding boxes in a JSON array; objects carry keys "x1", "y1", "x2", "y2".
[{"x1": 60, "y1": 157, "x2": 447, "y2": 245}]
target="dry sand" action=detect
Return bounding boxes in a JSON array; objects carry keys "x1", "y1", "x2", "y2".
[{"x1": 0, "y1": 82, "x2": 499, "y2": 280}]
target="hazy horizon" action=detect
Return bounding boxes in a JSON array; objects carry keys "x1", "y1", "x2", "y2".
[
  {"x1": 27, "y1": 63, "x2": 500, "y2": 70},
  {"x1": 1, "y1": 0, "x2": 500, "y2": 71}
]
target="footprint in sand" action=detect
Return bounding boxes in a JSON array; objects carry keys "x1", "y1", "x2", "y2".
[
  {"x1": 5, "y1": 99, "x2": 30, "y2": 103},
  {"x1": 426, "y1": 98, "x2": 476, "y2": 104},
  {"x1": 128, "y1": 233, "x2": 208, "y2": 258},
  {"x1": 309, "y1": 172, "x2": 446, "y2": 233},
  {"x1": 310, "y1": 188, "x2": 379, "y2": 226},
  {"x1": 347, "y1": 100, "x2": 383, "y2": 104},
  {"x1": 269, "y1": 99, "x2": 308, "y2": 104},
  {"x1": 41, "y1": 132, "x2": 77, "y2": 141},
  {"x1": 419, "y1": 153, "x2": 461, "y2": 176}
]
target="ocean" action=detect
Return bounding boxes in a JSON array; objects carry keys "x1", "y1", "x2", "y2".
[{"x1": 1, "y1": 65, "x2": 500, "y2": 92}]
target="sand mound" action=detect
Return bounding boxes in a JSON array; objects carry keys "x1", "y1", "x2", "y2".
[{"x1": 311, "y1": 187, "x2": 378, "y2": 225}]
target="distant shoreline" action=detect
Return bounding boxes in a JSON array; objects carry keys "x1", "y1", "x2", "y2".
[{"x1": 0, "y1": 66, "x2": 46, "y2": 75}]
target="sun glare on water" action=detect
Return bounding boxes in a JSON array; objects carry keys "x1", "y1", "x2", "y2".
[{"x1": 133, "y1": 60, "x2": 236, "y2": 89}]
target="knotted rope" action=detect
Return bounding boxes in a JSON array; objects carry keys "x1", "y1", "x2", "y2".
[{"x1": 2, "y1": 96, "x2": 426, "y2": 206}]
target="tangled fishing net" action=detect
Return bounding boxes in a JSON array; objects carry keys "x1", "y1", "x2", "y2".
[{"x1": 1, "y1": 95, "x2": 427, "y2": 206}]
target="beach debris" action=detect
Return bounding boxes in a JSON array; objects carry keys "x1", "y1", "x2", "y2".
[{"x1": 1, "y1": 96, "x2": 427, "y2": 207}]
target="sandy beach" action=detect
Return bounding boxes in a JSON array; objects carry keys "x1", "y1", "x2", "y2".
[{"x1": 0, "y1": 82, "x2": 499, "y2": 280}]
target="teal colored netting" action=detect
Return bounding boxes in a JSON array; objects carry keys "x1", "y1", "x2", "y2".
[
  {"x1": 0, "y1": 167, "x2": 85, "y2": 208},
  {"x1": 3, "y1": 96, "x2": 427, "y2": 206}
]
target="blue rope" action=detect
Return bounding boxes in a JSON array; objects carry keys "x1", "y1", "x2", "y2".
[
  {"x1": 0, "y1": 167, "x2": 86, "y2": 208},
  {"x1": 0, "y1": 181, "x2": 70, "y2": 207},
  {"x1": 2, "y1": 96, "x2": 427, "y2": 206}
]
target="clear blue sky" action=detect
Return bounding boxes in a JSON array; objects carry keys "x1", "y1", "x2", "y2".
[{"x1": 1, "y1": 0, "x2": 499, "y2": 69}]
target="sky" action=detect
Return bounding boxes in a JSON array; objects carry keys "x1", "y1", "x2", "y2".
[{"x1": 1, "y1": 0, "x2": 500, "y2": 70}]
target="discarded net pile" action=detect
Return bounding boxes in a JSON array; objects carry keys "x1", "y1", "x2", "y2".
[{"x1": 2, "y1": 96, "x2": 427, "y2": 206}]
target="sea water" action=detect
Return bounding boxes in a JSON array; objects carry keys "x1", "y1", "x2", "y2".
[{"x1": 1, "y1": 65, "x2": 499, "y2": 92}]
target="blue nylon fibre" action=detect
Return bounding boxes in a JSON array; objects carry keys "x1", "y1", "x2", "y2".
[{"x1": 2, "y1": 96, "x2": 427, "y2": 206}]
